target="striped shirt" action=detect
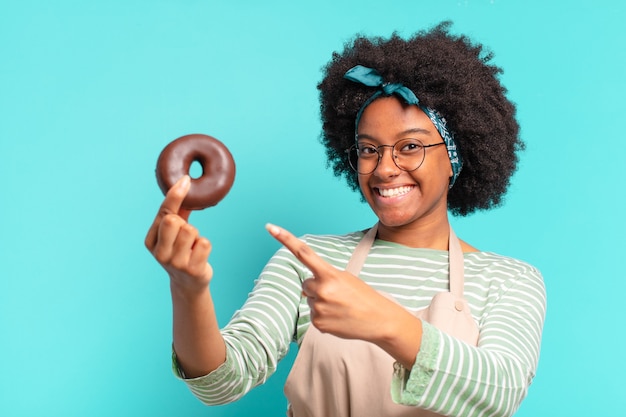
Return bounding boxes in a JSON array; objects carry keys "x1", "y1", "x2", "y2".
[{"x1": 174, "y1": 230, "x2": 546, "y2": 416}]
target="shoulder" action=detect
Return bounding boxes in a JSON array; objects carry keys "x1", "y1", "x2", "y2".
[
  {"x1": 464, "y1": 251, "x2": 546, "y2": 299},
  {"x1": 465, "y1": 252, "x2": 542, "y2": 278}
]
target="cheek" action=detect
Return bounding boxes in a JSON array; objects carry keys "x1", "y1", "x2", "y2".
[
  {"x1": 434, "y1": 151, "x2": 452, "y2": 175},
  {"x1": 357, "y1": 171, "x2": 366, "y2": 185},
  {"x1": 419, "y1": 156, "x2": 453, "y2": 186},
  {"x1": 357, "y1": 174, "x2": 379, "y2": 203}
]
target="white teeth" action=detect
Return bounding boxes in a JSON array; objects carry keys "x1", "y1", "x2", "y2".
[{"x1": 377, "y1": 186, "x2": 413, "y2": 198}]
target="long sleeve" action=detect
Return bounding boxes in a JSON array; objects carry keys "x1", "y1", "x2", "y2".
[
  {"x1": 170, "y1": 232, "x2": 546, "y2": 415},
  {"x1": 172, "y1": 244, "x2": 309, "y2": 404},
  {"x1": 391, "y1": 257, "x2": 546, "y2": 417}
]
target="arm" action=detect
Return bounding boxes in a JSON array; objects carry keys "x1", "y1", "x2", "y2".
[
  {"x1": 266, "y1": 223, "x2": 423, "y2": 368},
  {"x1": 145, "y1": 176, "x2": 226, "y2": 378},
  {"x1": 266, "y1": 224, "x2": 546, "y2": 417},
  {"x1": 170, "y1": 284, "x2": 225, "y2": 378},
  {"x1": 147, "y1": 181, "x2": 305, "y2": 405},
  {"x1": 176, "y1": 246, "x2": 304, "y2": 404},
  {"x1": 393, "y1": 263, "x2": 547, "y2": 417}
]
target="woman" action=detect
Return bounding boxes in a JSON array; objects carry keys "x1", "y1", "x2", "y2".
[{"x1": 145, "y1": 22, "x2": 546, "y2": 417}]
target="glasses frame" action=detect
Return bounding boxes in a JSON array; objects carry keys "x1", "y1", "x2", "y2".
[{"x1": 345, "y1": 139, "x2": 446, "y2": 175}]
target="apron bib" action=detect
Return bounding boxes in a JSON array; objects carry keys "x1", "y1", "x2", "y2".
[{"x1": 284, "y1": 224, "x2": 479, "y2": 417}]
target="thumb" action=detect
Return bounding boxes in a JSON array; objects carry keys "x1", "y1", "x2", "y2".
[
  {"x1": 145, "y1": 175, "x2": 191, "y2": 248},
  {"x1": 162, "y1": 175, "x2": 191, "y2": 217}
]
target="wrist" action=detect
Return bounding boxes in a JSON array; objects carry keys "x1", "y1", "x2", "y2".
[
  {"x1": 169, "y1": 278, "x2": 211, "y2": 304},
  {"x1": 375, "y1": 306, "x2": 422, "y2": 369}
]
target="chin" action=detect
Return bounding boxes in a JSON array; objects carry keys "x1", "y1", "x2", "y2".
[{"x1": 373, "y1": 212, "x2": 416, "y2": 228}]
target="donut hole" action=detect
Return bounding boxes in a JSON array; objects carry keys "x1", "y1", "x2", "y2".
[{"x1": 189, "y1": 160, "x2": 204, "y2": 179}]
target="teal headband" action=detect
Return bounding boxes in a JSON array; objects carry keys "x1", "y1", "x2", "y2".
[{"x1": 344, "y1": 65, "x2": 462, "y2": 188}]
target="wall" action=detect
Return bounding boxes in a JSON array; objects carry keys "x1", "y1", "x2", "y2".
[{"x1": 1, "y1": 1, "x2": 624, "y2": 415}]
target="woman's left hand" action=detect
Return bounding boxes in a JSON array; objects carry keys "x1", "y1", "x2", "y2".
[{"x1": 265, "y1": 223, "x2": 413, "y2": 345}]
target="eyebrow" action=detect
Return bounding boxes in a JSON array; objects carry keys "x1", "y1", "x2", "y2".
[
  {"x1": 399, "y1": 127, "x2": 432, "y2": 136},
  {"x1": 357, "y1": 127, "x2": 433, "y2": 141}
]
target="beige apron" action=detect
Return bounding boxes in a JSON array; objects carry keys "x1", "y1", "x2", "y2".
[{"x1": 284, "y1": 224, "x2": 479, "y2": 417}]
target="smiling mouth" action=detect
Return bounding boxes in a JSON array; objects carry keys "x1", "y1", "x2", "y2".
[{"x1": 375, "y1": 185, "x2": 414, "y2": 198}]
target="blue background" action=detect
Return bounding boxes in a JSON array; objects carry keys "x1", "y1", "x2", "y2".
[{"x1": 1, "y1": 1, "x2": 625, "y2": 416}]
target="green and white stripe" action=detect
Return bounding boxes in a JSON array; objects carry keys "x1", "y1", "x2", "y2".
[{"x1": 176, "y1": 231, "x2": 546, "y2": 416}]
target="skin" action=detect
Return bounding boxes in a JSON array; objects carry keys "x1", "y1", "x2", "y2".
[
  {"x1": 356, "y1": 97, "x2": 454, "y2": 249},
  {"x1": 145, "y1": 95, "x2": 476, "y2": 377},
  {"x1": 145, "y1": 175, "x2": 226, "y2": 378},
  {"x1": 355, "y1": 97, "x2": 477, "y2": 252}
]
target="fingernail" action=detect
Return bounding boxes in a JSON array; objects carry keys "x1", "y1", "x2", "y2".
[
  {"x1": 179, "y1": 175, "x2": 190, "y2": 189},
  {"x1": 265, "y1": 223, "x2": 280, "y2": 236}
]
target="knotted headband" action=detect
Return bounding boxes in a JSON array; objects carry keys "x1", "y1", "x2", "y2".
[{"x1": 344, "y1": 65, "x2": 462, "y2": 188}]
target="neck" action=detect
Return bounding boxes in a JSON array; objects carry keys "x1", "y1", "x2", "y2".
[{"x1": 375, "y1": 217, "x2": 450, "y2": 249}]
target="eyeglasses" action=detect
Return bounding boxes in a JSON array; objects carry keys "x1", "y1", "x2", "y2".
[{"x1": 345, "y1": 138, "x2": 446, "y2": 175}]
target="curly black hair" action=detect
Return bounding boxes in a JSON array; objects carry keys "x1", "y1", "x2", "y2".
[{"x1": 317, "y1": 21, "x2": 523, "y2": 216}]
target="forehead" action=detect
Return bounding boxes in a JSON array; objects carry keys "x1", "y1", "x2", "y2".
[{"x1": 356, "y1": 96, "x2": 437, "y2": 141}]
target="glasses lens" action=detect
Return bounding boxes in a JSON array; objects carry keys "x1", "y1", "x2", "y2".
[
  {"x1": 347, "y1": 145, "x2": 376, "y2": 174},
  {"x1": 393, "y1": 139, "x2": 425, "y2": 172},
  {"x1": 347, "y1": 146, "x2": 361, "y2": 173},
  {"x1": 355, "y1": 143, "x2": 379, "y2": 174}
]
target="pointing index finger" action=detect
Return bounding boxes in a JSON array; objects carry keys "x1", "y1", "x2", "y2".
[{"x1": 265, "y1": 223, "x2": 333, "y2": 278}]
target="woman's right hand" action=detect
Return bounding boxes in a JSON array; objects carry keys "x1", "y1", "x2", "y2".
[{"x1": 145, "y1": 175, "x2": 214, "y2": 294}]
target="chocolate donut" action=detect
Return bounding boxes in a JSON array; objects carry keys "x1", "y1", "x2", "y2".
[{"x1": 156, "y1": 134, "x2": 236, "y2": 210}]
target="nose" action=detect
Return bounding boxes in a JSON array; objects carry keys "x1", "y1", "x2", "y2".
[{"x1": 374, "y1": 145, "x2": 400, "y2": 177}]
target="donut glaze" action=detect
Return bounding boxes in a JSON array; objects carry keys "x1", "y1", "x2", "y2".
[{"x1": 156, "y1": 134, "x2": 236, "y2": 210}]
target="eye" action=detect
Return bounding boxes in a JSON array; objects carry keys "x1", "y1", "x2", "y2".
[
  {"x1": 357, "y1": 143, "x2": 379, "y2": 158},
  {"x1": 397, "y1": 139, "x2": 423, "y2": 155}
]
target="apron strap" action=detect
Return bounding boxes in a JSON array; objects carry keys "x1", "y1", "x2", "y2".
[
  {"x1": 448, "y1": 227, "x2": 464, "y2": 298},
  {"x1": 345, "y1": 224, "x2": 378, "y2": 276}
]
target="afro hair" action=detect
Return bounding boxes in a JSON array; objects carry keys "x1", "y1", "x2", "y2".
[{"x1": 317, "y1": 21, "x2": 523, "y2": 216}]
